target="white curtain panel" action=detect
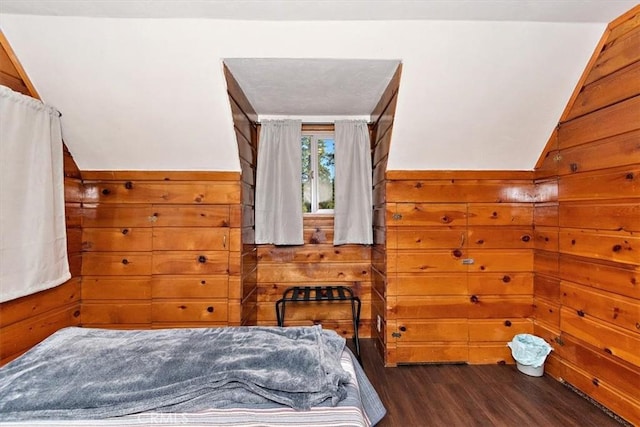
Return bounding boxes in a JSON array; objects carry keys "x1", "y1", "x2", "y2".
[
  {"x1": 334, "y1": 120, "x2": 373, "y2": 245},
  {"x1": 255, "y1": 119, "x2": 304, "y2": 245},
  {"x1": 0, "y1": 86, "x2": 70, "y2": 302}
]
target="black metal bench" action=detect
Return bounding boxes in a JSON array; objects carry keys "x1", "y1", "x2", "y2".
[{"x1": 275, "y1": 285, "x2": 361, "y2": 359}]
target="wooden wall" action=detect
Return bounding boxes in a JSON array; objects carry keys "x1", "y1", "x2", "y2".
[
  {"x1": 370, "y1": 65, "x2": 402, "y2": 358},
  {"x1": 224, "y1": 65, "x2": 259, "y2": 326},
  {"x1": 256, "y1": 201, "x2": 373, "y2": 340},
  {"x1": 80, "y1": 171, "x2": 242, "y2": 328},
  {"x1": 0, "y1": 32, "x2": 82, "y2": 365},
  {"x1": 383, "y1": 171, "x2": 535, "y2": 366},
  {"x1": 533, "y1": 6, "x2": 640, "y2": 424}
]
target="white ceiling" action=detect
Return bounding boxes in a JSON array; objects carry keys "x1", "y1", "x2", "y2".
[
  {"x1": 224, "y1": 58, "x2": 400, "y2": 119},
  {"x1": 0, "y1": 0, "x2": 636, "y2": 22},
  {"x1": 0, "y1": 1, "x2": 635, "y2": 171}
]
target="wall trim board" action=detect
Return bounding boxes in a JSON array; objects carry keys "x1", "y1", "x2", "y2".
[
  {"x1": 81, "y1": 171, "x2": 241, "y2": 181},
  {"x1": 386, "y1": 170, "x2": 534, "y2": 180}
]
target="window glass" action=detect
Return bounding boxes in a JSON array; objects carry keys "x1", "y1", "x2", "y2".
[{"x1": 301, "y1": 134, "x2": 334, "y2": 213}]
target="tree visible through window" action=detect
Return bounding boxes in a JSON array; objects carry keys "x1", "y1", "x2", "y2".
[{"x1": 302, "y1": 133, "x2": 335, "y2": 213}]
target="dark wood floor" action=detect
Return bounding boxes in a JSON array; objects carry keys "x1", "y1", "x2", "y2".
[{"x1": 357, "y1": 340, "x2": 625, "y2": 427}]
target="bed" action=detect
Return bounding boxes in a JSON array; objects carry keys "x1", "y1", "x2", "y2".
[{"x1": 0, "y1": 325, "x2": 386, "y2": 426}]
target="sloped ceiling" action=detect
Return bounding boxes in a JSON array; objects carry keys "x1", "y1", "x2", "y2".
[{"x1": 0, "y1": 1, "x2": 635, "y2": 171}]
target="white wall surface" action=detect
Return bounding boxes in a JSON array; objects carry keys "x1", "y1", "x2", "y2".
[{"x1": 0, "y1": 14, "x2": 605, "y2": 171}]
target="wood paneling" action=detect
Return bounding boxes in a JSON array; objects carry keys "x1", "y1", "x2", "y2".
[
  {"x1": 224, "y1": 64, "x2": 258, "y2": 326},
  {"x1": 385, "y1": 172, "x2": 535, "y2": 366},
  {"x1": 80, "y1": 172, "x2": 241, "y2": 328},
  {"x1": 534, "y1": 8, "x2": 640, "y2": 424},
  {"x1": 0, "y1": 32, "x2": 82, "y2": 364}
]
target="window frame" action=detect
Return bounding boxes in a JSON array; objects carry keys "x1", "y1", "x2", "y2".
[{"x1": 302, "y1": 131, "x2": 335, "y2": 215}]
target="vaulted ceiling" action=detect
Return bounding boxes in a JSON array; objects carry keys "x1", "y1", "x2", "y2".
[{"x1": 0, "y1": 1, "x2": 635, "y2": 171}]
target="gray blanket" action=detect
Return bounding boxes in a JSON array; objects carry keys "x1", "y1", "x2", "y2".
[{"x1": 0, "y1": 326, "x2": 351, "y2": 421}]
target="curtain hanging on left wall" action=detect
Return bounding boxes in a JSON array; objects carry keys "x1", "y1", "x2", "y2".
[{"x1": 0, "y1": 85, "x2": 70, "y2": 302}]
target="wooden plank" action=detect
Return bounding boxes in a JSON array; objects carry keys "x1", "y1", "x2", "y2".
[
  {"x1": 558, "y1": 129, "x2": 640, "y2": 176},
  {"x1": 229, "y1": 96, "x2": 255, "y2": 145},
  {"x1": 558, "y1": 96, "x2": 640, "y2": 149},
  {"x1": 558, "y1": 358, "x2": 640, "y2": 426},
  {"x1": 83, "y1": 181, "x2": 241, "y2": 204},
  {"x1": 559, "y1": 201, "x2": 640, "y2": 232},
  {"x1": 0, "y1": 305, "x2": 78, "y2": 361},
  {"x1": 534, "y1": 274, "x2": 561, "y2": 302},
  {"x1": 64, "y1": 177, "x2": 83, "y2": 204},
  {"x1": 585, "y1": 26, "x2": 640, "y2": 85},
  {"x1": 0, "y1": 71, "x2": 29, "y2": 95},
  {"x1": 82, "y1": 303, "x2": 151, "y2": 324},
  {"x1": 388, "y1": 228, "x2": 467, "y2": 250},
  {"x1": 257, "y1": 263, "x2": 371, "y2": 283},
  {"x1": 65, "y1": 203, "x2": 83, "y2": 228},
  {"x1": 63, "y1": 149, "x2": 81, "y2": 179},
  {"x1": 387, "y1": 180, "x2": 535, "y2": 203},
  {"x1": 224, "y1": 63, "x2": 258, "y2": 122},
  {"x1": 389, "y1": 250, "x2": 468, "y2": 273},
  {"x1": 66, "y1": 227, "x2": 83, "y2": 254},
  {"x1": 533, "y1": 226, "x2": 559, "y2": 252},
  {"x1": 256, "y1": 282, "x2": 370, "y2": 303},
  {"x1": 553, "y1": 333, "x2": 640, "y2": 400},
  {"x1": 152, "y1": 205, "x2": 230, "y2": 227},
  {"x1": 152, "y1": 228, "x2": 229, "y2": 251},
  {"x1": 533, "y1": 203, "x2": 558, "y2": 227},
  {"x1": 467, "y1": 296, "x2": 533, "y2": 319},
  {"x1": 559, "y1": 229, "x2": 639, "y2": 265},
  {"x1": 387, "y1": 203, "x2": 467, "y2": 227},
  {"x1": 395, "y1": 319, "x2": 468, "y2": 342},
  {"x1": 151, "y1": 275, "x2": 229, "y2": 300},
  {"x1": 567, "y1": 61, "x2": 640, "y2": 121},
  {"x1": 387, "y1": 273, "x2": 467, "y2": 296},
  {"x1": 372, "y1": 130, "x2": 392, "y2": 167},
  {"x1": 534, "y1": 179, "x2": 558, "y2": 203},
  {"x1": 391, "y1": 296, "x2": 470, "y2": 319},
  {"x1": 0, "y1": 278, "x2": 80, "y2": 328},
  {"x1": 467, "y1": 343, "x2": 513, "y2": 364},
  {"x1": 468, "y1": 319, "x2": 533, "y2": 342},
  {"x1": 533, "y1": 297, "x2": 561, "y2": 327},
  {"x1": 370, "y1": 63, "x2": 401, "y2": 125},
  {"x1": 152, "y1": 300, "x2": 228, "y2": 323},
  {"x1": 257, "y1": 245, "x2": 371, "y2": 263},
  {"x1": 467, "y1": 249, "x2": 534, "y2": 273},
  {"x1": 535, "y1": 250, "x2": 559, "y2": 277},
  {"x1": 82, "y1": 227, "x2": 153, "y2": 252},
  {"x1": 467, "y1": 204, "x2": 533, "y2": 226},
  {"x1": 258, "y1": 301, "x2": 370, "y2": 324},
  {"x1": 82, "y1": 277, "x2": 151, "y2": 300},
  {"x1": 152, "y1": 251, "x2": 229, "y2": 275},
  {"x1": 395, "y1": 343, "x2": 469, "y2": 364},
  {"x1": 82, "y1": 205, "x2": 153, "y2": 228},
  {"x1": 560, "y1": 306, "x2": 640, "y2": 366},
  {"x1": 82, "y1": 252, "x2": 152, "y2": 276},
  {"x1": 561, "y1": 281, "x2": 639, "y2": 333},
  {"x1": 0, "y1": 40, "x2": 21, "y2": 77},
  {"x1": 468, "y1": 227, "x2": 534, "y2": 249},
  {"x1": 558, "y1": 166, "x2": 640, "y2": 201},
  {"x1": 559, "y1": 254, "x2": 639, "y2": 299},
  {"x1": 468, "y1": 272, "x2": 533, "y2": 295}
]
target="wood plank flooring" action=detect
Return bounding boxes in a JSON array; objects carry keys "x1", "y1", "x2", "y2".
[{"x1": 357, "y1": 340, "x2": 626, "y2": 427}]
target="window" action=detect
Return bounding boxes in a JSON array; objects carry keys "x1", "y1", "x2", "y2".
[{"x1": 301, "y1": 133, "x2": 335, "y2": 213}]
